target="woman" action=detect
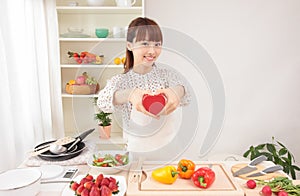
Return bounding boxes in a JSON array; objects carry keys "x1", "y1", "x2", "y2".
[{"x1": 97, "y1": 17, "x2": 190, "y2": 152}]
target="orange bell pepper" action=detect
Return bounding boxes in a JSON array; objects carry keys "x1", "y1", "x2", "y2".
[{"x1": 177, "y1": 159, "x2": 195, "y2": 179}]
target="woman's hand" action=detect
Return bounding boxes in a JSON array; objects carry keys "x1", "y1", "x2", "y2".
[{"x1": 156, "y1": 85, "x2": 185, "y2": 115}]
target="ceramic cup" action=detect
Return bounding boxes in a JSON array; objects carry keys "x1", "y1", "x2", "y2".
[
  {"x1": 112, "y1": 26, "x2": 125, "y2": 38},
  {"x1": 115, "y1": 0, "x2": 136, "y2": 7}
]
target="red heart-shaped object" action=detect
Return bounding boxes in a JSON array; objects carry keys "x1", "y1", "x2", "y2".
[{"x1": 142, "y1": 93, "x2": 167, "y2": 115}]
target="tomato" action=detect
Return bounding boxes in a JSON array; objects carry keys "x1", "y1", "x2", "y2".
[{"x1": 115, "y1": 154, "x2": 122, "y2": 161}]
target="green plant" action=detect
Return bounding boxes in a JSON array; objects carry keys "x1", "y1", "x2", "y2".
[
  {"x1": 243, "y1": 137, "x2": 300, "y2": 179},
  {"x1": 95, "y1": 111, "x2": 112, "y2": 127}
]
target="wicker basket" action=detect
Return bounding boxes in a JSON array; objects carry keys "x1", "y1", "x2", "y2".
[{"x1": 65, "y1": 84, "x2": 99, "y2": 95}]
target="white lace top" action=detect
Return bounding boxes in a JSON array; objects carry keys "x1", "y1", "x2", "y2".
[{"x1": 97, "y1": 64, "x2": 190, "y2": 125}]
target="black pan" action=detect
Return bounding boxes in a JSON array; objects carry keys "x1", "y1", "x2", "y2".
[{"x1": 34, "y1": 141, "x2": 86, "y2": 161}]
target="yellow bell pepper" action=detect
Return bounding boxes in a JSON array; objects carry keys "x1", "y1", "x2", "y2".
[{"x1": 151, "y1": 166, "x2": 178, "y2": 184}]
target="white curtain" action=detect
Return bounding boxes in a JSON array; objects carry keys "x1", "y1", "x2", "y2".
[{"x1": 0, "y1": 0, "x2": 64, "y2": 171}]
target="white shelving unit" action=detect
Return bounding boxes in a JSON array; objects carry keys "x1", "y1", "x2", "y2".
[{"x1": 56, "y1": 0, "x2": 143, "y2": 147}]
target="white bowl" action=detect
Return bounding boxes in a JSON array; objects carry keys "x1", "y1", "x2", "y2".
[
  {"x1": 87, "y1": 0, "x2": 106, "y2": 6},
  {"x1": 87, "y1": 150, "x2": 132, "y2": 174},
  {"x1": 67, "y1": 27, "x2": 84, "y2": 34},
  {"x1": 0, "y1": 168, "x2": 41, "y2": 196}
]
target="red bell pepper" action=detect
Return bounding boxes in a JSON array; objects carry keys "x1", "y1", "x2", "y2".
[{"x1": 191, "y1": 167, "x2": 215, "y2": 189}]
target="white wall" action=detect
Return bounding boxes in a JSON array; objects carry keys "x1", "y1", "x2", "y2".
[{"x1": 144, "y1": 0, "x2": 300, "y2": 177}]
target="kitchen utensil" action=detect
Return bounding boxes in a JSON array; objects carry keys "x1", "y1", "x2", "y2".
[
  {"x1": 49, "y1": 128, "x2": 94, "y2": 154},
  {"x1": 0, "y1": 168, "x2": 41, "y2": 195},
  {"x1": 127, "y1": 162, "x2": 244, "y2": 195},
  {"x1": 95, "y1": 28, "x2": 109, "y2": 38},
  {"x1": 35, "y1": 141, "x2": 86, "y2": 161},
  {"x1": 34, "y1": 128, "x2": 94, "y2": 161},
  {"x1": 87, "y1": 0, "x2": 106, "y2": 6},
  {"x1": 232, "y1": 155, "x2": 267, "y2": 177},
  {"x1": 29, "y1": 136, "x2": 76, "y2": 156},
  {"x1": 49, "y1": 144, "x2": 67, "y2": 154},
  {"x1": 246, "y1": 165, "x2": 283, "y2": 178},
  {"x1": 77, "y1": 128, "x2": 95, "y2": 141},
  {"x1": 112, "y1": 26, "x2": 125, "y2": 38},
  {"x1": 32, "y1": 136, "x2": 74, "y2": 152},
  {"x1": 67, "y1": 27, "x2": 83, "y2": 34}
]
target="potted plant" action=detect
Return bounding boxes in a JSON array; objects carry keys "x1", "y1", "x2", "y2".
[
  {"x1": 95, "y1": 111, "x2": 112, "y2": 139},
  {"x1": 243, "y1": 137, "x2": 300, "y2": 179}
]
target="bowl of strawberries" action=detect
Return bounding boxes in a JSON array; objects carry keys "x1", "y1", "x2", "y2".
[{"x1": 65, "y1": 173, "x2": 126, "y2": 196}]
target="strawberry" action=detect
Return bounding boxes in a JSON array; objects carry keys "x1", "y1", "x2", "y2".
[
  {"x1": 90, "y1": 185, "x2": 101, "y2": 196},
  {"x1": 108, "y1": 181, "x2": 119, "y2": 193},
  {"x1": 76, "y1": 184, "x2": 85, "y2": 195},
  {"x1": 69, "y1": 181, "x2": 79, "y2": 191},
  {"x1": 101, "y1": 177, "x2": 110, "y2": 186},
  {"x1": 108, "y1": 177, "x2": 117, "y2": 184},
  {"x1": 85, "y1": 174, "x2": 94, "y2": 181},
  {"x1": 100, "y1": 185, "x2": 112, "y2": 196},
  {"x1": 84, "y1": 181, "x2": 95, "y2": 191},
  {"x1": 80, "y1": 177, "x2": 90, "y2": 185},
  {"x1": 81, "y1": 188, "x2": 90, "y2": 196},
  {"x1": 95, "y1": 174, "x2": 104, "y2": 187}
]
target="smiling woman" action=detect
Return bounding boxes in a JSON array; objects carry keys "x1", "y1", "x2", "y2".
[
  {"x1": 97, "y1": 17, "x2": 191, "y2": 153},
  {"x1": 0, "y1": 0, "x2": 62, "y2": 171}
]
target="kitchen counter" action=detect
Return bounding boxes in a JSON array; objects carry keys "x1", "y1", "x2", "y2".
[{"x1": 19, "y1": 161, "x2": 297, "y2": 195}]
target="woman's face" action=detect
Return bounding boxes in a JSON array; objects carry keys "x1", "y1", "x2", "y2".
[{"x1": 129, "y1": 39, "x2": 162, "y2": 68}]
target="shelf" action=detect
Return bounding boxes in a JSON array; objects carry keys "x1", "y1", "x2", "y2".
[
  {"x1": 57, "y1": 0, "x2": 143, "y2": 139},
  {"x1": 59, "y1": 38, "x2": 126, "y2": 42},
  {"x1": 61, "y1": 64, "x2": 123, "y2": 68},
  {"x1": 56, "y1": 6, "x2": 143, "y2": 14},
  {"x1": 62, "y1": 93, "x2": 99, "y2": 98}
]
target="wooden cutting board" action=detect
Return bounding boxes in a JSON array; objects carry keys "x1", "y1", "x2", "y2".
[
  {"x1": 231, "y1": 163, "x2": 285, "y2": 180},
  {"x1": 127, "y1": 162, "x2": 244, "y2": 196}
]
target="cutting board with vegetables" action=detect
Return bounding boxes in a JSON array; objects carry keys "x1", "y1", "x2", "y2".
[
  {"x1": 231, "y1": 163, "x2": 285, "y2": 180},
  {"x1": 127, "y1": 162, "x2": 244, "y2": 196}
]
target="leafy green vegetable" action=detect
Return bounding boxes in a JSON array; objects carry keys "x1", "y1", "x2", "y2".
[
  {"x1": 243, "y1": 137, "x2": 300, "y2": 179},
  {"x1": 257, "y1": 177, "x2": 300, "y2": 195}
]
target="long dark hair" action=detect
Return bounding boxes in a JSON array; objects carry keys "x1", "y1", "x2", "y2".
[{"x1": 124, "y1": 17, "x2": 163, "y2": 73}]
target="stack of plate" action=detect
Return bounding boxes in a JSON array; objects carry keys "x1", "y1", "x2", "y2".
[{"x1": 0, "y1": 168, "x2": 41, "y2": 195}]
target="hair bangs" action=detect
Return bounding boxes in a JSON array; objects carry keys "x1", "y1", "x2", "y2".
[{"x1": 134, "y1": 25, "x2": 163, "y2": 43}]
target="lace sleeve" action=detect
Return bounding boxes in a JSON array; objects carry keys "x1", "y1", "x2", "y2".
[
  {"x1": 167, "y1": 68, "x2": 191, "y2": 106},
  {"x1": 97, "y1": 74, "x2": 122, "y2": 113}
]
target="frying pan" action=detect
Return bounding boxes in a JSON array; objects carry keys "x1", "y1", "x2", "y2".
[
  {"x1": 35, "y1": 141, "x2": 86, "y2": 161},
  {"x1": 34, "y1": 128, "x2": 95, "y2": 161}
]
